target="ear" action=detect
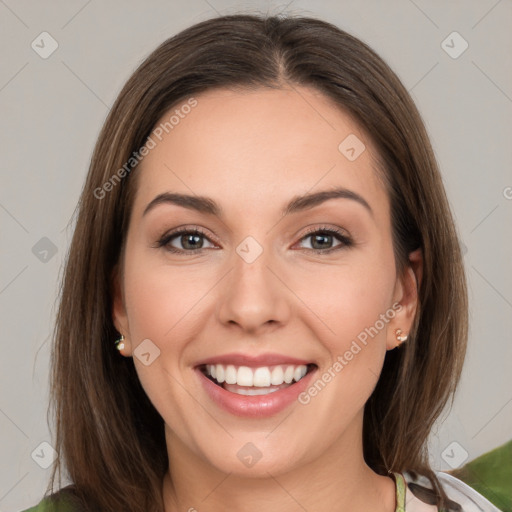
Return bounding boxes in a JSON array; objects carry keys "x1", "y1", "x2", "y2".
[
  {"x1": 386, "y1": 248, "x2": 423, "y2": 350},
  {"x1": 111, "y1": 264, "x2": 133, "y2": 356}
]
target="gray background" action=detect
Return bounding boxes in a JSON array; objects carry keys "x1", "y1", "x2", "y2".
[{"x1": 1, "y1": 1, "x2": 511, "y2": 510}]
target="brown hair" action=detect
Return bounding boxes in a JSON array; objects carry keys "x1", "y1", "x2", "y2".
[{"x1": 46, "y1": 14, "x2": 468, "y2": 512}]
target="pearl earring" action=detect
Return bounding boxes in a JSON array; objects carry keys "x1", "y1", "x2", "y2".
[
  {"x1": 115, "y1": 334, "x2": 125, "y2": 351},
  {"x1": 395, "y1": 329, "x2": 408, "y2": 346}
]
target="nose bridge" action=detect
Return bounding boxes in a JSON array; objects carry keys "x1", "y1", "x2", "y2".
[{"x1": 217, "y1": 236, "x2": 289, "y2": 331}]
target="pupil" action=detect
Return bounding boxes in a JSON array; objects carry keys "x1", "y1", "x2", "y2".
[
  {"x1": 312, "y1": 234, "x2": 331, "y2": 249},
  {"x1": 183, "y1": 234, "x2": 202, "y2": 250}
]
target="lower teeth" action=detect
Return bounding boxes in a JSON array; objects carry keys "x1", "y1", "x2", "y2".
[{"x1": 222, "y1": 382, "x2": 292, "y2": 396}]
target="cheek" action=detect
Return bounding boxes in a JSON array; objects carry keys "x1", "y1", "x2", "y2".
[
  {"x1": 123, "y1": 250, "x2": 210, "y2": 344},
  {"x1": 291, "y1": 263, "x2": 396, "y2": 428},
  {"x1": 121, "y1": 248, "x2": 210, "y2": 431},
  {"x1": 292, "y1": 256, "x2": 396, "y2": 351}
]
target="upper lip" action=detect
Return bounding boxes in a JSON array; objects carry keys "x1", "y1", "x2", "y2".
[{"x1": 195, "y1": 352, "x2": 314, "y2": 368}]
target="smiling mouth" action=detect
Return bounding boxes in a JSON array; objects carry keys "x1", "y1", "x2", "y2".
[{"x1": 199, "y1": 363, "x2": 317, "y2": 396}]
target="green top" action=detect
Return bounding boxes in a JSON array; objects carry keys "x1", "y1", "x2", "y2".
[
  {"x1": 394, "y1": 472, "x2": 407, "y2": 512},
  {"x1": 22, "y1": 493, "x2": 76, "y2": 512},
  {"x1": 449, "y1": 439, "x2": 512, "y2": 512}
]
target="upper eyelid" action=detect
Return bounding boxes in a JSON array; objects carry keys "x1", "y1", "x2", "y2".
[
  {"x1": 300, "y1": 225, "x2": 349, "y2": 237},
  {"x1": 159, "y1": 226, "x2": 218, "y2": 247}
]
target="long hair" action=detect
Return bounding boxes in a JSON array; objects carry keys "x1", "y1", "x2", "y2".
[{"x1": 46, "y1": 14, "x2": 468, "y2": 511}]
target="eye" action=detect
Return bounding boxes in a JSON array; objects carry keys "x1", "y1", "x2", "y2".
[
  {"x1": 156, "y1": 226, "x2": 217, "y2": 254},
  {"x1": 155, "y1": 225, "x2": 353, "y2": 255},
  {"x1": 296, "y1": 226, "x2": 353, "y2": 253}
]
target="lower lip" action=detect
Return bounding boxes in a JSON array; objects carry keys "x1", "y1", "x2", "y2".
[{"x1": 196, "y1": 367, "x2": 317, "y2": 418}]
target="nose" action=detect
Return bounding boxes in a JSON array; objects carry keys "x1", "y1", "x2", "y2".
[{"x1": 216, "y1": 245, "x2": 291, "y2": 334}]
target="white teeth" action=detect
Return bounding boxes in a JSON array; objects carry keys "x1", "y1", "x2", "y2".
[
  {"x1": 204, "y1": 363, "x2": 309, "y2": 387},
  {"x1": 294, "y1": 366, "x2": 307, "y2": 382},
  {"x1": 225, "y1": 365, "x2": 237, "y2": 384},
  {"x1": 215, "y1": 364, "x2": 225, "y2": 383},
  {"x1": 237, "y1": 366, "x2": 253, "y2": 386},
  {"x1": 270, "y1": 366, "x2": 284, "y2": 385},
  {"x1": 284, "y1": 366, "x2": 295, "y2": 384},
  {"x1": 230, "y1": 386, "x2": 280, "y2": 396},
  {"x1": 253, "y1": 367, "x2": 271, "y2": 387}
]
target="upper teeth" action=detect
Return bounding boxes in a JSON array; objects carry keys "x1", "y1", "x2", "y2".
[{"x1": 205, "y1": 364, "x2": 308, "y2": 387}]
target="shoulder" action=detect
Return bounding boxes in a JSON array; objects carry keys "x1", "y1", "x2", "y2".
[
  {"x1": 18, "y1": 486, "x2": 85, "y2": 512},
  {"x1": 403, "y1": 471, "x2": 504, "y2": 512}
]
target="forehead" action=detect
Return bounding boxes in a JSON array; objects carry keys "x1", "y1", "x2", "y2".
[{"x1": 133, "y1": 86, "x2": 388, "y2": 220}]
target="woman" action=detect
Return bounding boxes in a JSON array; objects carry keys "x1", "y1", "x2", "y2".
[{"x1": 22, "y1": 14, "x2": 501, "y2": 512}]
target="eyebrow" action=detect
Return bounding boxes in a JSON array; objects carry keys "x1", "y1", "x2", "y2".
[{"x1": 142, "y1": 187, "x2": 373, "y2": 219}]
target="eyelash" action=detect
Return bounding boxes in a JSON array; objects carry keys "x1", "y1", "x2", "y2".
[{"x1": 155, "y1": 225, "x2": 353, "y2": 255}]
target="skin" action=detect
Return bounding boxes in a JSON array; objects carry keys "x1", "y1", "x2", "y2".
[{"x1": 113, "y1": 86, "x2": 423, "y2": 512}]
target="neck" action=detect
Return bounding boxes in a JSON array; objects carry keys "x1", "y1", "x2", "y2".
[{"x1": 161, "y1": 413, "x2": 396, "y2": 512}]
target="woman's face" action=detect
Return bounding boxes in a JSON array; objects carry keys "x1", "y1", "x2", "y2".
[{"x1": 113, "y1": 86, "x2": 420, "y2": 476}]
